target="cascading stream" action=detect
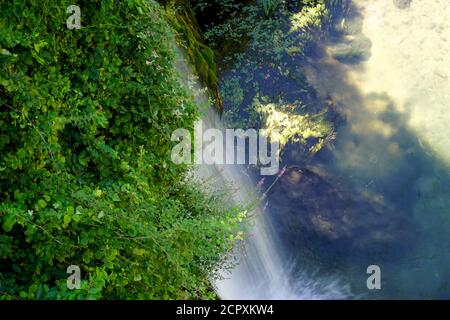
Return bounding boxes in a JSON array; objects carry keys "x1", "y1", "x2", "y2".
[{"x1": 176, "y1": 46, "x2": 351, "y2": 300}]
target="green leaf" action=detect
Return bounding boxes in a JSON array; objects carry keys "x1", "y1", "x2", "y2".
[
  {"x1": 2, "y1": 215, "x2": 16, "y2": 232},
  {"x1": 132, "y1": 248, "x2": 147, "y2": 256},
  {"x1": 78, "y1": 151, "x2": 89, "y2": 167},
  {"x1": 1, "y1": 48, "x2": 12, "y2": 55},
  {"x1": 37, "y1": 199, "x2": 47, "y2": 209},
  {"x1": 75, "y1": 206, "x2": 83, "y2": 215},
  {"x1": 63, "y1": 215, "x2": 71, "y2": 225},
  {"x1": 133, "y1": 274, "x2": 142, "y2": 281}
]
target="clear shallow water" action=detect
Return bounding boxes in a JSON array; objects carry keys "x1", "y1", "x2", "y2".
[{"x1": 304, "y1": 0, "x2": 450, "y2": 298}]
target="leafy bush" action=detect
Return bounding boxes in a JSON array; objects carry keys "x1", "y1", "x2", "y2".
[{"x1": 0, "y1": 0, "x2": 242, "y2": 299}]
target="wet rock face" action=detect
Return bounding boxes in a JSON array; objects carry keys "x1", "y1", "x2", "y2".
[
  {"x1": 267, "y1": 167, "x2": 414, "y2": 251},
  {"x1": 393, "y1": 0, "x2": 412, "y2": 9}
]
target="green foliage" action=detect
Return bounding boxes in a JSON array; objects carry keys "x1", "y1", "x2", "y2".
[
  {"x1": 0, "y1": 0, "x2": 242, "y2": 299},
  {"x1": 257, "y1": 100, "x2": 334, "y2": 151},
  {"x1": 220, "y1": 76, "x2": 244, "y2": 110},
  {"x1": 197, "y1": 0, "x2": 338, "y2": 157},
  {"x1": 261, "y1": 0, "x2": 279, "y2": 17}
]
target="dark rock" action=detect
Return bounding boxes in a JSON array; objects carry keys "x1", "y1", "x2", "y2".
[
  {"x1": 393, "y1": 0, "x2": 412, "y2": 9},
  {"x1": 266, "y1": 166, "x2": 414, "y2": 252}
]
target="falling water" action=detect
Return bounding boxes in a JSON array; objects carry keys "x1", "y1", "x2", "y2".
[
  {"x1": 176, "y1": 47, "x2": 351, "y2": 300},
  {"x1": 193, "y1": 85, "x2": 351, "y2": 300}
]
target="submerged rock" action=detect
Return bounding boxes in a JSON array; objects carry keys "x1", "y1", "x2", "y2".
[
  {"x1": 393, "y1": 0, "x2": 412, "y2": 9},
  {"x1": 329, "y1": 36, "x2": 372, "y2": 64},
  {"x1": 327, "y1": 4, "x2": 372, "y2": 65},
  {"x1": 266, "y1": 166, "x2": 414, "y2": 251}
]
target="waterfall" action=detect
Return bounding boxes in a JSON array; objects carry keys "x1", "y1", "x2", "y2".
[
  {"x1": 197, "y1": 102, "x2": 351, "y2": 300},
  {"x1": 175, "y1": 47, "x2": 351, "y2": 300}
]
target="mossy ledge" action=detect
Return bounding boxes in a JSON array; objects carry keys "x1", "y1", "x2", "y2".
[{"x1": 158, "y1": 0, "x2": 223, "y2": 113}]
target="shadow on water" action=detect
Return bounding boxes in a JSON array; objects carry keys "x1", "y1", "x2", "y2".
[{"x1": 262, "y1": 0, "x2": 450, "y2": 298}]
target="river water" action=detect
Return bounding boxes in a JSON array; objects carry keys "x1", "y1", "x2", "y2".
[{"x1": 304, "y1": 0, "x2": 450, "y2": 298}]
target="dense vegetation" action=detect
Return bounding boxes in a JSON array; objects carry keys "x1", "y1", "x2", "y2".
[
  {"x1": 191, "y1": 0, "x2": 345, "y2": 155},
  {"x1": 0, "y1": 0, "x2": 243, "y2": 299},
  {"x1": 0, "y1": 0, "x2": 347, "y2": 300}
]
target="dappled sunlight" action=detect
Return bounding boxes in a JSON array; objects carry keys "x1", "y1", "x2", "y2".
[
  {"x1": 258, "y1": 102, "x2": 333, "y2": 151},
  {"x1": 289, "y1": 3, "x2": 326, "y2": 33},
  {"x1": 350, "y1": 119, "x2": 396, "y2": 139}
]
